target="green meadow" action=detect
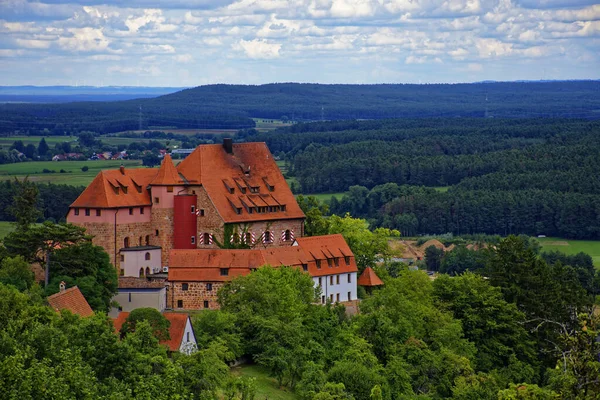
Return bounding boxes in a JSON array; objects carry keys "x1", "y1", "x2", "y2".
[
  {"x1": 231, "y1": 364, "x2": 298, "y2": 400},
  {"x1": 0, "y1": 135, "x2": 77, "y2": 150},
  {"x1": 0, "y1": 160, "x2": 144, "y2": 186},
  {"x1": 537, "y1": 237, "x2": 600, "y2": 268}
]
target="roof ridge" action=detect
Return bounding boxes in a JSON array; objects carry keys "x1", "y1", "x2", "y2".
[{"x1": 150, "y1": 154, "x2": 182, "y2": 185}]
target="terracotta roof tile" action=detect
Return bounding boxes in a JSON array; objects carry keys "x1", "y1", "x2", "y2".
[
  {"x1": 150, "y1": 154, "x2": 184, "y2": 186},
  {"x1": 357, "y1": 267, "x2": 384, "y2": 287},
  {"x1": 168, "y1": 234, "x2": 358, "y2": 281},
  {"x1": 112, "y1": 311, "x2": 191, "y2": 352},
  {"x1": 176, "y1": 143, "x2": 304, "y2": 223},
  {"x1": 71, "y1": 168, "x2": 157, "y2": 208},
  {"x1": 47, "y1": 286, "x2": 94, "y2": 317}
]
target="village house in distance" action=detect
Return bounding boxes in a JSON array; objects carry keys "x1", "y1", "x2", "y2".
[{"x1": 67, "y1": 139, "x2": 366, "y2": 311}]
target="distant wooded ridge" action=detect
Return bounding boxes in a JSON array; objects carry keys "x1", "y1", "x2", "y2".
[{"x1": 1, "y1": 81, "x2": 599, "y2": 134}]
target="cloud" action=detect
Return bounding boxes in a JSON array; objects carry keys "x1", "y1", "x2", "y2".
[
  {"x1": 234, "y1": 39, "x2": 282, "y2": 59},
  {"x1": 0, "y1": 0, "x2": 598, "y2": 85}
]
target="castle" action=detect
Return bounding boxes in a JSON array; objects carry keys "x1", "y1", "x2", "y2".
[{"x1": 67, "y1": 139, "x2": 361, "y2": 310}]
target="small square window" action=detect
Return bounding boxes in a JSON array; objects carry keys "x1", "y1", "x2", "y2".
[
  {"x1": 318, "y1": 277, "x2": 322, "y2": 286},
  {"x1": 120, "y1": 254, "x2": 125, "y2": 262},
  {"x1": 120, "y1": 269, "x2": 124, "y2": 276},
  {"x1": 85, "y1": 208, "x2": 90, "y2": 216},
  {"x1": 220, "y1": 268, "x2": 229, "y2": 276},
  {"x1": 199, "y1": 209, "x2": 205, "y2": 217},
  {"x1": 140, "y1": 207, "x2": 144, "y2": 214},
  {"x1": 206, "y1": 283, "x2": 213, "y2": 291},
  {"x1": 182, "y1": 283, "x2": 189, "y2": 291},
  {"x1": 167, "y1": 186, "x2": 174, "y2": 193},
  {"x1": 96, "y1": 209, "x2": 101, "y2": 216},
  {"x1": 348, "y1": 291, "x2": 352, "y2": 301},
  {"x1": 128, "y1": 293, "x2": 131, "y2": 302},
  {"x1": 336, "y1": 275, "x2": 340, "y2": 284},
  {"x1": 347, "y1": 273, "x2": 351, "y2": 283},
  {"x1": 321, "y1": 295, "x2": 325, "y2": 304},
  {"x1": 155, "y1": 229, "x2": 159, "y2": 236},
  {"x1": 191, "y1": 205, "x2": 196, "y2": 214},
  {"x1": 128, "y1": 208, "x2": 133, "y2": 215},
  {"x1": 191, "y1": 236, "x2": 196, "y2": 244},
  {"x1": 154, "y1": 197, "x2": 160, "y2": 204},
  {"x1": 177, "y1": 300, "x2": 183, "y2": 308},
  {"x1": 302, "y1": 263, "x2": 308, "y2": 272},
  {"x1": 336, "y1": 293, "x2": 340, "y2": 303},
  {"x1": 74, "y1": 208, "x2": 79, "y2": 216},
  {"x1": 330, "y1": 276, "x2": 334, "y2": 285},
  {"x1": 204, "y1": 300, "x2": 209, "y2": 309}
]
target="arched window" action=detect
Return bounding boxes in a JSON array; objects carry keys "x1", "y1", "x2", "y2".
[
  {"x1": 139, "y1": 268, "x2": 144, "y2": 277},
  {"x1": 284, "y1": 229, "x2": 291, "y2": 241},
  {"x1": 145, "y1": 252, "x2": 151, "y2": 261},
  {"x1": 264, "y1": 231, "x2": 272, "y2": 243},
  {"x1": 145, "y1": 235, "x2": 150, "y2": 246},
  {"x1": 124, "y1": 237, "x2": 130, "y2": 248},
  {"x1": 138, "y1": 236, "x2": 142, "y2": 246},
  {"x1": 203, "y1": 232, "x2": 210, "y2": 245},
  {"x1": 145, "y1": 267, "x2": 150, "y2": 276}
]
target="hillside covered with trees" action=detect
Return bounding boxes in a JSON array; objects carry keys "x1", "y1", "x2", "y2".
[
  {"x1": 1, "y1": 81, "x2": 598, "y2": 135},
  {"x1": 254, "y1": 118, "x2": 600, "y2": 239}
]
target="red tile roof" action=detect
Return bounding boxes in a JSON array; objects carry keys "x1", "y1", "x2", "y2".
[
  {"x1": 168, "y1": 234, "x2": 358, "y2": 281},
  {"x1": 112, "y1": 311, "x2": 191, "y2": 352},
  {"x1": 357, "y1": 267, "x2": 384, "y2": 287},
  {"x1": 69, "y1": 142, "x2": 305, "y2": 224},
  {"x1": 47, "y1": 286, "x2": 94, "y2": 317},
  {"x1": 150, "y1": 154, "x2": 184, "y2": 186},
  {"x1": 176, "y1": 143, "x2": 304, "y2": 223},
  {"x1": 71, "y1": 168, "x2": 157, "y2": 208}
]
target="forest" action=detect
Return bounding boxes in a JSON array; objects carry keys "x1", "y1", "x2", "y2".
[
  {"x1": 1, "y1": 235, "x2": 598, "y2": 399},
  {"x1": 252, "y1": 118, "x2": 600, "y2": 239},
  {"x1": 1, "y1": 81, "x2": 599, "y2": 135}
]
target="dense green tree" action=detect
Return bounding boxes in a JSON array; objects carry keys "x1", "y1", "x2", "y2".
[
  {"x1": 8, "y1": 177, "x2": 41, "y2": 230},
  {"x1": 0, "y1": 256, "x2": 35, "y2": 291},
  {"x1": 424, "y1": 245, "x2": 444, "y2": 271},
  {"x1": 192, "y1": 310, "x2": 243, "y2": 361},
  {"x1": 440, "y1": 245, "x2": 488, "y2": 275},
  {"x1": 37, "y1": 137, "x2": 49, "y2": 156},
  {"x1": 120, "y1": 308, "x2": 171, "y2": 341},
  {"x1": 3, "y1": 221, "x2": 89, "y2": 286},
  {"x1": 433, "y1": 273, "x2": 537, "y2": 376}
]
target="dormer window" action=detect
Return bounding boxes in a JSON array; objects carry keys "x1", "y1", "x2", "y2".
[
  {"x1": 250, "y1": 187, "x2": 259, "y2": 193},
  {"x1": 316, "y1": 260, "x2": 321, "y2": 269},
  {"x1": 334, "y1": 258, "x2": 339, "y2": 267},
  {"x1": 327, "y1": 258, "x2": 333, "y2": 267},
  {"x1": 345, "y1": 256, "x2": 350, "y2": 265}
]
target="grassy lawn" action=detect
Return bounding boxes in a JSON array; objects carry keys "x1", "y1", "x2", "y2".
[
  {"x1": 432, "y1": 186, "x2": 451, "y2": 193},
  {"x1": 231, "y1": 364, "x2": 298, "y2": 400},
  {"x1": 537, "y1": 237, "x2": 600, "y2": 268},
  {"x1": 253, "y1": 118, "x2": 293, "y2": 131},
  {"x1": 0, "y1": 221, "x2": 15, "y2": 238},
  {"x1": 300, "y1": 192, "x2": 346, "y2": 202},
  {"x1": 99, "y1": 135, "x2": 181, "y2": 147},
  {"x1": 0, "y1": 160, "x2": 144, "y2": 186}
]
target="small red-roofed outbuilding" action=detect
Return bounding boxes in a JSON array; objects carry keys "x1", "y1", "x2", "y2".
[
  {"x1": 47, "y1": 284, "x2": 94, "y2": 317},
  {"x1": 357, "y1": 267, "x2": 384, "y2": 287}
]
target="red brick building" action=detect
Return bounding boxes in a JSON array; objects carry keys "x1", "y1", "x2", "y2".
[{"x1": 68, "y1": 140, "x2": 359, "y2": 310}]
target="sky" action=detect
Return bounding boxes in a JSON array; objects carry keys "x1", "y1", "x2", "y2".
[{"x1": 0, "y1": 0, "x2": 598, "y2": 86}]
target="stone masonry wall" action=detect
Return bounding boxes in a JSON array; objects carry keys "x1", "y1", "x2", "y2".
[
  {"x1": 151, "y1": 207, "x2": 175, "y2": 266},
  {"x1": 171, "y1": 281, "x2": 224, "y2": 310}
]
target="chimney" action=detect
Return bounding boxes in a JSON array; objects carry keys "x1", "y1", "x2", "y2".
[
  {"x1": 119, "y1": 165, "x2": 125, "y2": 175},
  {"x1": 223, "y1": 138, "x2": 233, "y2": 154}
]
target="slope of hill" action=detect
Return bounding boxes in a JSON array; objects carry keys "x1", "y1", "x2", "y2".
[{"x1": 1, "y1": 81, "x2": 598, "y2": 135}]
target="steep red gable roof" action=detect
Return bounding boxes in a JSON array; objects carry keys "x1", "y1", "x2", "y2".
[
  {"x1": 162, "y1": 313, "x2": 191, "y2": 352},
  {"x1": 47, "y1": 286, "x2": 93, "y2": 317},
  {"x1": 176, "y1": 143, "x2": 304, "y2": 223},
  {"x1": 150, "y1": 154, "x2": 184, "y2": 186},
  {"x1": 357, "y1": 267, "x2": 384, "y2": 287},
  {"x1": 112, "y1": 311, "x2": 191, "y2": 352},
  {"x1": 71, "y1": 168, "x2": 157, "y2": 208}
]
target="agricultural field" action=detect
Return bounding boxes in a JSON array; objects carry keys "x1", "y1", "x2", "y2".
[
  {"x1": 99, "y1": 135, "x2": 180, "y2": 147},
  {"x1": 537, "y1": 237, "x2": 600, "y2": 268},
  {"x1": 0, "y1": 135, "x2": 77, "y2": 150},
  {"x1": 114, "y1": 129, "x2": 239, "y2": 136},
  {"x1": 0, "y1": 160, "x2": 143, "y2": 186},
  {"x1": 231, "y1": 364, "x2": 298, "y2": 400},
  {"x1": 253, "y1": 118, "x2": 293, "y2": 131},
  {"x1": 300, "y1": 192, "x2": 346, "y2": 202}
]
